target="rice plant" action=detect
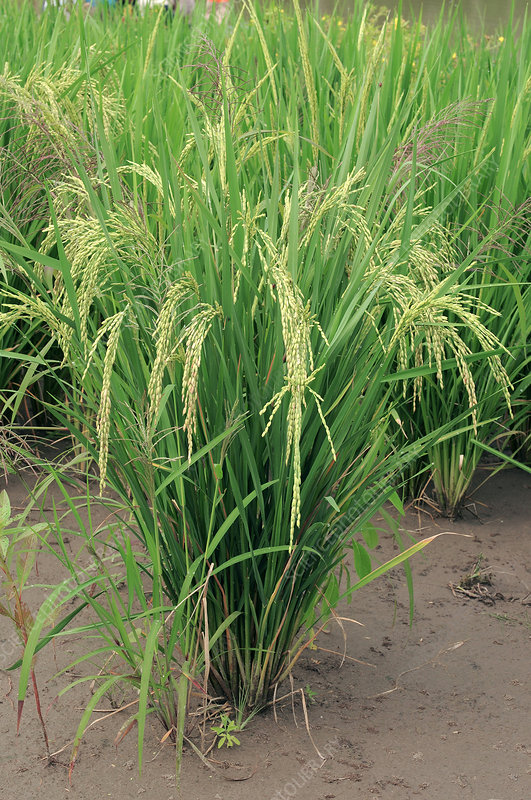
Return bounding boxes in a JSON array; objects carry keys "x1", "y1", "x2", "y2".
[
  {"x1": 0, "y1": 0, "x2": 529, "y2": 774},
  {"x1": 1, "y1": 11, "x2": 519, "y2": 705}
]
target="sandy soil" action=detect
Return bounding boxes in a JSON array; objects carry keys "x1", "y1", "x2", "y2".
[{"x1": 0, "y1": 466, "x2": 529, "y2": 800}]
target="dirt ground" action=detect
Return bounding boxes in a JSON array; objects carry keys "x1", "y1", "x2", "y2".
[{"x1": 0, "y1": 466, "x2": 529, "y2": 800}]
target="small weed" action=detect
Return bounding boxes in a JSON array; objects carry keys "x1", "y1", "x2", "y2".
[
  {"x1": 459, "y1": 554, "x2": 493, "y2": 589},
  {"x1": 490, "y1": 612, "x2": 531, "y2": 630},
  {"x1": 305, "y1": 684, "x2": 318, "y2": 703},
  {"x1": 211, "y1": 713, "x2": 241, "y2": 749},
  {"x1": 450, "y1": 554, "x2": 497, "y2": 604}
]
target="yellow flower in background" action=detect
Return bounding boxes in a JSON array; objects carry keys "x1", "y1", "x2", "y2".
[
  {"x1": 452, "y1": 52, "x2": 457, "y2": 59},
  {"x1": 498, "y1": 36, "x2": 505, "y2": 43}
]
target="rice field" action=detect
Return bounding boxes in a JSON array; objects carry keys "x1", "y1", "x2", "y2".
[{"x1": 0, "y1": 0, "x2": 529, "y2": 784}]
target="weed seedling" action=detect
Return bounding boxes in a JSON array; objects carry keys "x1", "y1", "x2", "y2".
[
  {"x1": 211, "y1": 713, "x2": 241, "y2": 749},
  {"x1": 305, "y1": 684, "x2": 318, "y2": 703}
]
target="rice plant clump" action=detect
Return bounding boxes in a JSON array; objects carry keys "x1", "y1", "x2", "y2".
[{"x1": 0, "y1": 0, "x2": 529, "y2": 771}]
